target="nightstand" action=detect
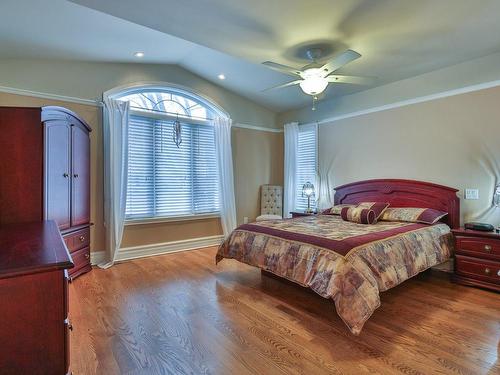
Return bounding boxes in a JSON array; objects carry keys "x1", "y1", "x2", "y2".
[
  {"x1": 451, "y1": 228, "x2": 500, "y2": 292},
  {"x1": 290, "y1": 211, "x2": 317, "y2": 218}
]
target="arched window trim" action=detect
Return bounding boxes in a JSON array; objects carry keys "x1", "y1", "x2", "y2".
[
  {"x1": 104, "y1": 82, "x2": 227, "y2": 224},
  {"x1": 103, "y1": 81, "x2": 230, "y2": 121}
]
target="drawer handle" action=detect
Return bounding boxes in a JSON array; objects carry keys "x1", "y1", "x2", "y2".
[
  {"x1": 79, "y1": 236, "x2": 85, "y2": 242},
  {"x1": 497, "y1": 270, "x2": 500, "y2": 277},
  {"x1": 484, "y1": 268, "x2": 491, "y2": 275},
  {"x1": 84, "y1": 253, "x2": 90, "y2": 260},
  {"x1": 484, "y1": 245, "x2": 492, "y2": 252}
]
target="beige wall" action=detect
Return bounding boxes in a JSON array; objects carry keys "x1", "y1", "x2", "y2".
[
  {"x1": 121, "y1": 217, "x2": 222, "y2": 248},
  {"x1": 0, "y1": 91, "x2": 284, "y2": 251},
  {"x1": 317, "y1": 85, "x2": 500, "y2": 225},
  {"x1": 0, "y1": 58, "x2": 278, "y2": 129},
  {"x1": 232, "y1": 128, "x2": 284, "y2": 224}
]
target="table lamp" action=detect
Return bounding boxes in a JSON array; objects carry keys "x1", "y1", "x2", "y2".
[{"x1": 302, "y1": 181, "x2": 315, "y2": 213}]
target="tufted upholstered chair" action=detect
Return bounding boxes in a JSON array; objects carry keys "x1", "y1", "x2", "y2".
[{"x1": 256, "y1": 185, "x2": 283, "y2": 222}]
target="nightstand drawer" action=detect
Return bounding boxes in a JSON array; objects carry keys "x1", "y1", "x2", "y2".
[
  {"x1": 455, "y1": 237, "x2": 500, "y2": 260},
  {"x1": 455, "y1": 255, "x2": 500, "y2": 284},
  {"x1": 290, "y1": 211, "x2": 316, "y2": 218}
]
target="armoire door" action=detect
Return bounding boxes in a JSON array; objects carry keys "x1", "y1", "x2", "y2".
[
  {"x1": 44, "y1": 120, "x2": 71, "y2": 230},
  {"x1": 71, "y1": 123, "x2": 90, "y2": 227}
]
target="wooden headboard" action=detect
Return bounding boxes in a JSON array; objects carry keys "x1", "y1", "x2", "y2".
[{"x1": 334, "y1": 179, "x2": 460, "y2": 229}]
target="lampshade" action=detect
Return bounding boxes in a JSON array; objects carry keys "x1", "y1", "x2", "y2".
[
  {"x1": 302, "y1": 181, "x2": 315, "y2": 197},
  {"x1": 299, "y1": 68, "x2": 329, "y2": 96}
]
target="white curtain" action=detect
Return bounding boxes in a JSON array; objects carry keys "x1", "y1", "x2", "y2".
[
  {"x1": 283, "y1": 122, "x2": 299, "y2": 218},
  {"x1": 214, "y1": 116, "x2": 237, "y2": 237},
  {"x1": 100, "y1": 98, "x2": 130, "y2": 268}
]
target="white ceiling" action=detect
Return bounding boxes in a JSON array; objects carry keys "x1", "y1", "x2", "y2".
[{"x1": 2, "y1": 0, "x2": 500, "y2": 112}]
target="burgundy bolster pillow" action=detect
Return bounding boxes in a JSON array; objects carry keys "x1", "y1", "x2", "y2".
[
  {"x1": 340, "y1": 206, "x2": 376, "y2": 224},
  {"x1": 356, "y1": 202, "x2": 390, "y2": 220}
]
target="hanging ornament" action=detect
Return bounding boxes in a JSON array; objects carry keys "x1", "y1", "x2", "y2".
[{"x1": 172, "y1": 113, "x2": 182, "y2": 148}]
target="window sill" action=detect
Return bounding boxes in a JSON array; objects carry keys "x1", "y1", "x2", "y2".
[{"x1": 125, "y1": 213, "x2": 220, "y2": 226}]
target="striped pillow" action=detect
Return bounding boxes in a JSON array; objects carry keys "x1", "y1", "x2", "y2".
[{"x1": 380, "y1": 207, "x2": 448, "y2": 224}]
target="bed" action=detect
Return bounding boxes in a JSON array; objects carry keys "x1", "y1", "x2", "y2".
[{"x1": 216, "y1": 179, "x2": 459, "y2": 334}]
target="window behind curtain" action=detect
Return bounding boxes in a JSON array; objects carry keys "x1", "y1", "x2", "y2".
[
  {"x1": 295, "y1": 124, "x2": 318, "y2": 211},
  {"x1": 122, "y1": 90, "x2": 220, "y2": 220}
]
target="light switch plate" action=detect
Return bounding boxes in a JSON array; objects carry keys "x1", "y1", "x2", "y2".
[
  {"x1": 465, "y1": 188, "x2": 479, "y2": 200},
  {"x1": 243, "y1": 216, "x2": 249, "y2": 224}
]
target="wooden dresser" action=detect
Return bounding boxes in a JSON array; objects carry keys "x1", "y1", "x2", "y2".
[
  {"x1": 451, "y1": 228, "x2": 500, "y2": 292},
  {"x1": 0, "y1": 221, "x2": 74, "y2": 374},
  {"x1": 0, "y1": 106, "x2": 92, "y2": 278}
]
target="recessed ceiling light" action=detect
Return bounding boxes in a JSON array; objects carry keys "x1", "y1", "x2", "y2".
[
  {"x1": 218, "y1": 74, "x2": 226, "y2": 80},
  {"x1": 134, "y1": 52, "x2": 145, "y2": 58}
]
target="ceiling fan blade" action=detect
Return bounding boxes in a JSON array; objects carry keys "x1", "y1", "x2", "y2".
[
  {"x1": 320, "y1": 50, "x2": 361, "y2": 76},
  {"x1": 262, "y1": 61, "x2": 302, "y2": 77},
  {"x1": 262, "y1": 79, "x2": 302, "y2": 92},
  {"x1": 327, "y1": 75, "x2": 375, "y2": 85}
]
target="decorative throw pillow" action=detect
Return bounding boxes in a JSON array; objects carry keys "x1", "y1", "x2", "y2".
[
  {"x1": 321, "y1": 204, "x2": 356, "y2": 215},
  {"x1": 380, "y1": 207, "x2": 448, "y2": 224},
  {"x1": 340, "y1": 206, "x2": 376, "y2": 224},
  {"x1": 356, "y1": 202, "x2": 390, "y2": 220}
]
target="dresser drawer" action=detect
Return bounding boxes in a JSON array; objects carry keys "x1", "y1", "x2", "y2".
[
  {"x1": 70, "y1": 246, "x2": 90, "y2": 272},
  {"x1": 64, "y1": 228, "x2": 90, "y2": 253},
  {"x1": 455, "y1": 255, "x2": 500, "y2": 284}
]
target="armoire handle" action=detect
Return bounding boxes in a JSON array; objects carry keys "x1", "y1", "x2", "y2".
[
  {"x1": 63, "y1": 173, "x2": 69, "y2": 178},
  {"x1": 73, "y1": 174, "x2": 79, "y2": 178}
]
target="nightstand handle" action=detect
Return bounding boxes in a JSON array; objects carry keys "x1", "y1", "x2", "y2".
[
  {"x1": 484, "y1": 244, "x2": 492, "y2": 252},
  {"x1": 484, "y1": 268, "x2": 491, "y2": 275}
]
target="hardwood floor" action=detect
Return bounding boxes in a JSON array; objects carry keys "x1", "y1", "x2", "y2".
[{"x1": 69, "y1": 247, "x2": 500, "y2": 375}]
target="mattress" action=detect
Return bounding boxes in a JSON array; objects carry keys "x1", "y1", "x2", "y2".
[{"x1": 216, "y1": 214, "x2": 454, "y2": 334}]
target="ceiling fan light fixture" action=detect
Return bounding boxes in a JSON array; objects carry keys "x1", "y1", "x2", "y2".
[{"x1": 299, "y1": 68, "x2": 328, "y2": 95}]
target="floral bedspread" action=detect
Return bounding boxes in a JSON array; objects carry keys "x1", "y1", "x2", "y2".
[{"x1": 216, "y1": 215, "x2": 454, "y2": 335}]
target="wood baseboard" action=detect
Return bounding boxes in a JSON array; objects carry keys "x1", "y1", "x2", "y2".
[{"x1": 90, "y1": 235, "x2": 224, "y2": 265}]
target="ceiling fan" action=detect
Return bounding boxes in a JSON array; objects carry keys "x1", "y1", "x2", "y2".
[{"x1": 262, "y1": 49, "x2": 373, "y2": 99}]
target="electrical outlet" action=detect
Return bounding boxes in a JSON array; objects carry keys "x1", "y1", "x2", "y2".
[
  {"x1": 243, "y1": 216, "x2": 249, "y2": 224},
  {"x1": 465, "y1": 189, "x2": 479, "y2": 200}
]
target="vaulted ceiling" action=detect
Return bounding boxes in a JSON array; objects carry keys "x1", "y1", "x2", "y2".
[{"x1": 2, "y1": 0, "x2": 500, "y2": 112}]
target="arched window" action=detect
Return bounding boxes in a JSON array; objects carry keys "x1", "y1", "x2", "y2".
[
  {"x1": 118, "y1": 90, "x2": 213, "y2": 120},
  {"x1": 113, "y1": 87, "x2": 225, "y2": 221}
]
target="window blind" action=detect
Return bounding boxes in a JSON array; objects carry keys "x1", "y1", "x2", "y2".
[
  {"x1": 126, "y1": 114, "x2": 219, "y2": 219},
  {"x1": 295, "y1": 124, "x2": 318, "y2": 211}
]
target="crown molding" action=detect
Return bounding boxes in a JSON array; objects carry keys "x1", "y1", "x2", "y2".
[
  {"x1": 0, "y1": 85, "x2": 281, "y2": 132},
  {"x1": 314, "y1": 78, "x2": 500, "y2": 126},
  {"x1": 0, "y1": 85, "x2": 101, "y2": 107}
]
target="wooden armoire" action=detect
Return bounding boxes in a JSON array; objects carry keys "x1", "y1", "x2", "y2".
[
  {"x1": 0, "y1": 105, "x2": 92, "y2": 278},
  {"x1": 0, "y1": 105, "x2": 91, "y2": 374}
]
